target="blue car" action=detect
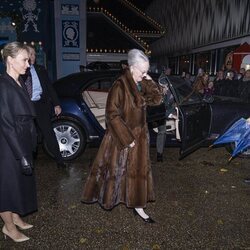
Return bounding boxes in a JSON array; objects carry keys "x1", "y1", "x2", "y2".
[{"x1": 47, "y1": 70, "x2": 250, "y2": 161}]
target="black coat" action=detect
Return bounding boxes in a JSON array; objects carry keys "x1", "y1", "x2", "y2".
[
  {"x1": 214, "y1": 79, "x2": 240, "y2": 97},
  {"x1": 238, "y1": 80, "x2": 250, "y2": 102},
  {"x1": 0, "y1": 73, "x2": 37, "y2": 215}
]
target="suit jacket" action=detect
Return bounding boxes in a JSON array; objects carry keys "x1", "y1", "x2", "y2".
[
  {"x1": 22, "y1": 64, "x2": 60, "y2": 113},
  {"x1": 34, "y1": 64, "x2": 60, "y2": 106}
]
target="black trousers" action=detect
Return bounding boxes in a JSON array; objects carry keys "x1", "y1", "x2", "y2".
[{"x1": 33, "y1": 100, "x2": 63, "y2": 163}]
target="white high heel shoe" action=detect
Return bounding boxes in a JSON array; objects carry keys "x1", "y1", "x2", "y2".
[
  {"x1": 2, "y1": 225, "x2": 30, "y2": 242},
  {"x1": 14, "y1": 222, "x2": 33, "y2": 230}
]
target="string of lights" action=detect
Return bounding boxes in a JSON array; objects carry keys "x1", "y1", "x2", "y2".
[{"x1": 121, "y1": 0, "x2": 165, "y2": 33}]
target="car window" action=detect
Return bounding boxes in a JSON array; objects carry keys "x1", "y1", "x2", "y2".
[
  {"x1": 87, "y1": 78, "x2": 113, "y2": 92},
  {"x1": 81, "y1": 78, "x2": 114, "y2": 129},
  {"x1": 168, "y1": 76, "x2": 202, "y2": 105}
]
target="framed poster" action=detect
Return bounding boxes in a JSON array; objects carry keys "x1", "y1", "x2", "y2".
[{"x1": 62, "y1": 20, "x2": 79, "y2": 47}]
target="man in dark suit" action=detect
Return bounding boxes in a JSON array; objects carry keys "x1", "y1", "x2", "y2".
[
  {"x1": 23, "y1": 45, "x2": 66, "y2": 167},
  {"x1": 156, "y1": 67, "x2": 177, "y2": 162}
]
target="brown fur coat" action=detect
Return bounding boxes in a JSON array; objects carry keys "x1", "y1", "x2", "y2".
[{"x1": 81, "y1": 69, "x2": 162, "y2": 209}]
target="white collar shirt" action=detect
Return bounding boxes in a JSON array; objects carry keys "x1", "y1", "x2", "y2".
[{"x1": 30, "y1": 64, "x2": 43, "y2": 101}]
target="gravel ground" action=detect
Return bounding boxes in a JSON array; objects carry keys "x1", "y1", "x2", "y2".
[{"x1": 0, "y1": 146, "x2": 250, "y2": 249}]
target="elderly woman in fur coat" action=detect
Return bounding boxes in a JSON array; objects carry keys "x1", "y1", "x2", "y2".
[{"x1": 81, "y1": 49, "x2": 163, "y2": 223}]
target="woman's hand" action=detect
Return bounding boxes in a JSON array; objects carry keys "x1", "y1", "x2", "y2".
[
  {"x1": 143, "y1": 74, "x2": 152, "y2": 80},
  {"x1": 129, "y1": 140, "x2": 135, "y2": 148},
  {"x1": 20, "y1": 156, "x2": 33, "y2": 176}
]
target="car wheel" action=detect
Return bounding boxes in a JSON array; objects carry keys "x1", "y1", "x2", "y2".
[
  {"x1": 43, "y1": 120, "x2": 87, "y2": 161},
  {"x1": 225, "y1": 143, "x2": 250, "y2": 158}
]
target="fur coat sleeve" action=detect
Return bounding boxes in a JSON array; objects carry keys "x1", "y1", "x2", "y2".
[
  {"x1": 140, "y1": 78, "x2": 163, "y2": 106},
  {"x1": 105, "y1": 80, "x2": 135, "y2": 148}
]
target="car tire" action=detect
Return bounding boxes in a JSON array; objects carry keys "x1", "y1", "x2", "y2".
[
  {"x1": 225, "y1": 143, "x2": 250, "y2": 158},
  {"x1": 43, "y1": 120, "x2": 87, "y2": 161}
]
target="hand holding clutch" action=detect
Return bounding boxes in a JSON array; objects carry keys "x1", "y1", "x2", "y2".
[{"x1": 20, "y1": 156, "x2": 33, "y2": 176}]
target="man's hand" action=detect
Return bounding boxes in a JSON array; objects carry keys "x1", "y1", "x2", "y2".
[
  {"x1": 168, "y1": 113, "x2": 178, "y2": 120},
  {"x1": 54, "y1": 105, "x2": 62, "y2": 116},
  {"x1": 161, "y1": 85, "x2": 168, "y2": 95}
]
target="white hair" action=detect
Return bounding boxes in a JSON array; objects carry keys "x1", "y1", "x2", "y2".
[{"x1": 127, "y1": 49, "x2": 149, "y2": 67}]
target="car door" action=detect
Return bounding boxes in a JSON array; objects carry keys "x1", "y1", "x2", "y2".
[
  {"x1": 167, "y1": 76, "x2": 212, "y2": 158},
  {"x1": 81, "y1": 76, "x2": 116, "y2": 133}
]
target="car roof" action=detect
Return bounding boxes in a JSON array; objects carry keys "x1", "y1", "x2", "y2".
[
  {"x1": 54, "y1": 70, "x2": 161, "y2": 97},
  {"x1": 53, "y1": 70, "x2": 121, "y2": 97}
]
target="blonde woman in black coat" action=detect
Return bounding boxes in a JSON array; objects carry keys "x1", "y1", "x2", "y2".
[{"x1": 0, "y1": 42, "x2": 37, "y2": 242}]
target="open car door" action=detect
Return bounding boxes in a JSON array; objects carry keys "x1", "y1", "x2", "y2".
[{"x1": 167, "y1": 76, "x2": 212, "y2": 159}]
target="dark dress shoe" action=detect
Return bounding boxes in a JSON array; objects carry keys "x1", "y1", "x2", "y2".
[
  {"x1": 133, "y1": 209, "x2": 156, "y2": 223},
  {"x1": 57, "y1": 162, "x2": 67, "y2": 168},
  {"x1": 243, "y1": 178, "x2": 250, "y2": 184},
  {"x1": 33, "y1": 151, "x2": 38, "y2": 160},
  {"x1": 157, "y1": 153, "x2": 163, "y2": 162}
]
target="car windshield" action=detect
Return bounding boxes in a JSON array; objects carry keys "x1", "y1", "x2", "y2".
[{"x1": 168, "y1": 76, "x2": 202, "y2": 105}]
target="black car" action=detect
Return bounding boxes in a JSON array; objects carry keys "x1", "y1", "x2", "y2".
[{"x1": 46, "y1": 70, "x2": 250, "y2": 161}]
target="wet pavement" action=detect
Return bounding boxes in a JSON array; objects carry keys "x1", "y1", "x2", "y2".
[{"x1": 0, "y1": 146, "x2": 250, "y2": 249}]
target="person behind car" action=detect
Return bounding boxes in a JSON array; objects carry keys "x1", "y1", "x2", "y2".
[
  {"x1": 238, "y1": 69, "x2": 250, "y2": 102},
  {"x1": 156, "y1": 67, "x2": 177, "y2": 162},
  {"x1": 192, "y1": 72, "x2": 209, "y2": 95},
  {"x1": 213, "y1": 70, "x2": 225, "y2": 95},
  {"x1": 237, "y1": 67, "x2": 246, "y2": 80},
  {"x1": 0, "y1": 41, "x2": 37, "y2": 242},
  {"x1": 193, "y1": 67, "x2": 204, "y2": 83},
  {"x1": 22, "y1": 45, "x2": 66, "y2": 168},
  {"x1": 183, "y1": 72, "x2": 193, "y2": 87},
  {"x1": 219, "y1": 70, "x2": 240, "y2": 97},
  {"x1": 81, "y1": 49, "x2": 163, "y2": 223},
  {"x1": 204, "y1": 81, "x2": 215, "y2": 97}
]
